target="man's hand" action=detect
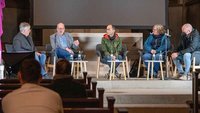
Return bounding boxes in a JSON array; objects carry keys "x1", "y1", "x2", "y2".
[
  {"x1": 73, "y1": 40, "x2": 79, "y2": 46},
  {"x1": 66, "y1": 48, "x2": 74, "y2": 54},
  {"x1": 36, "y1": 52, "x2": 41, "y2": 56},
  {"x1": 171, "y1": 52, "x2": 179, "y2": 59},
  {"x1": 151, "y1": 49, "x2": 156, "y2": 54}
]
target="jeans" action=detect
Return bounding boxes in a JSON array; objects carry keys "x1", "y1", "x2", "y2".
[
  {"x1": 35, "y1": 53, "x2": 47, "y2": 76},
  {"x1": 56, "y1": 48, "x2": 71, "y2": 60},
  {"x1": 173, "y1": 53, "x2": 191, "y2": 75},
  {"x1": 142, "y1": 53, "x2": 160, "y2": 74},
  {"x1": 103, "y1": 55, "x2": 123, "y2": 71}
]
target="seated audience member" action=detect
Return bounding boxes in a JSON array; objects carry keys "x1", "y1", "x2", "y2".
[
  {"x1": 51, "y1": 59, "x2": 87, "y2": 98},
  {"x1": 101, "y1": 24, "x2": 122, "y2": 77},
  {"x1": 171, "y1": 23, "x2": 200, "y2": 80},
  {"x1": 12, "y1": 22, "x2": 49, "y2": 78},
  {"x1": 50, "y1": 23, "x2": 80, "y2": 61},
  {"x1": 143, "y1": 24, "x2": 170, "y2": 77},
  {"x1": 2, "y1": 59, "x2": 63, "y2": 113}
]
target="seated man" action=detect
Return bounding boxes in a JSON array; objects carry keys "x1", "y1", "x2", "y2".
[
  {"x1": 171, "y1": 23, "x2": 200, "y2": 80},
  {"x1": 2, "y1": 59, "x2": 63, "y2": 113},
  {"x1": 12, "y1": 22, "x2": 48, "y2": 78},
  {"x1": 50, "y1": 23, "x2": 80, "y2": 61},
  {"x1": 50, "y1": 59, "x2": 87, "y2": 98},
  {"x1": 143, "y1": 24, "x2": 170, "y2": 77},
  {"x1": 101, "y1": 24, "x2": 122, "y2": 77}
]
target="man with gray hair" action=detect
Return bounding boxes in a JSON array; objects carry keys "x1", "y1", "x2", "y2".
[
  {"x1": 171, "y1": 23, "x2": 200, "y2": 80},
  {"x1": 50, "y1": 23, "x2": 80, "y2": 60},
  {"x1": 12, "y1": 22, "x2": 49, "y2": 78}
]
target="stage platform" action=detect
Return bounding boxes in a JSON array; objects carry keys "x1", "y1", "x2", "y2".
[{"x1": 92, "y1": 78, "x2": 192, "y2": 108}]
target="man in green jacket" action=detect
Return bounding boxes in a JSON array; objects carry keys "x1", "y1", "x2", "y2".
[{"x1": 101, "y1": 24, "x2": 122, "y2": 77}]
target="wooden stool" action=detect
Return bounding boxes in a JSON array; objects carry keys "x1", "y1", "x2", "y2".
[
  {"x1": 145, "y1": 60, "x2": 164, "y2": 80},
  {"x1": 70, "y1": 60, "x2": 88, "y2": 79},
  {"x1": 108, "y1": 60, "x2": 128, "y2": 80}
]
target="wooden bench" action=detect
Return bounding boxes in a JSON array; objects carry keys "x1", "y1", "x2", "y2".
[
  {"x1": 63, "y1": 96, "x2": 115, "y2": 113},
  {"x1": 62, "y1": 88, "x2": 104, "y2": 108}
]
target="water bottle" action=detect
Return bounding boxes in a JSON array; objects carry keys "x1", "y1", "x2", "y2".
[
  {"x1": 152, "y1": 54, "x2": 155, "y2": 60},
  {"x1": 70, "y1": 54, "x2": 73, "y2": 61},
  {"x1": 159, "y1": 51, "x2": 163, "y2": 61},
  {"x1": 110, "y1": 54, "x2": 113, "y2": 60},
  {"x1": 78, "y1": 51, "x2": 82, "y2": 60}
]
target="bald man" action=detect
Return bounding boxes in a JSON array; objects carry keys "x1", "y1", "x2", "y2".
[
  {"x1": 50, "y1": 23, "x2": 79, "y2": 60},
  {"x1": 171, "y1": 23, "x2": 200, "y2": 80}
]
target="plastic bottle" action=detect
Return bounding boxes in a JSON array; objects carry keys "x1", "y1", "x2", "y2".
[
  {"x1": 152, "y1": 54, "x2": 155, "y2": 60},
  {"x1": 70, "y1": 54, "x2": 74, "y2": 61},
  {"x1": 78, "y1": 51, "x2": 82, "y2": 60}
]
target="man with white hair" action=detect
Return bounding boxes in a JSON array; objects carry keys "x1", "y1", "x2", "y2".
[
  {"x1": 13, "y1": 22, "x2": 49, "y2": 78},
  {"x1": 171, "y1": 23, "x2": 200, "y2": 80}
]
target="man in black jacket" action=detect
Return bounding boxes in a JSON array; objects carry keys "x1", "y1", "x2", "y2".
[
  {"x1": 171, "y1": 23, "x2": 200, "y2": 80},
  {"x1": 51, "y1": 59, "x2": 86, "y2": 98}
]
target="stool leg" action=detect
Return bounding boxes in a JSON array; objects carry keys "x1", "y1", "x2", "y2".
[
  {"x1": 73, "y1": 63, "x2": 76, "y2": 78},
  {"x1": 160, "y1": 62, "x2": 164, "y2": 80},
  {"x1": 77, "y1": 62, "x2": 80, "y2": 79},
  {"x1": 80, "y1": 62, "x2": 83, "y2": 78},
  {"x1": 137, "y1": 57, "x2": 141, "y2": 78},
  {"x1": 96, "y1": 57, "x2": 100, "y2": 79},
  {"x1": 84, "y1": 62, "x2": 87, "y2": 72},
  {"x1": 113, "y1": 62, "x2": 115, "y2": 80},
  {"x1": 151, "y1": 62, "x2": 154, "y2": 79},
  {"x1": 125, "y1": 57, "x2": 129, "y2": 78},
  {"x1": 147, "y1": 62, "x2": 150, "y2": 80},
  {"x1": 122, "y1": 62, "x2": 126, "y2": 80},
  {"x1": 71, "y1": 62, "x2": 74, "y2": 76},
  {"x1": 110, "y1": 62, "x2": 113, "y2": 80}
]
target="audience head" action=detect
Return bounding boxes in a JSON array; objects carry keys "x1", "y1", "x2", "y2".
[
  {"x1": 55, "y1": 59, "x2": 71, "y2": 76},
  {"x1": 106, "y1": 24, "x2": 116, "y2": 37},
  {"x1": 18, "y1": 59, "x2": 42, "y2": 84},
  {"x1": 152, "y1": 24, "x2": 166, "y2": 36},
  {"x1": 181, "y1": 23, "x2": 193, "y2": 36},
  {"x1": 19, "y1": 22, "x2": 31, "y2": 37},
  {"x1": 56, "y1": 23, "x2": 65, "y2": 36}
]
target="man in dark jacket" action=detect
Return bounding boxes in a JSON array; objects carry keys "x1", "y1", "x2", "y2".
[
  {"x1": 51, "y1": 59, "x2": 86, "y2": 98},
  {"x1": 12, "y1": 22, "x2": 48, "y2": 78},
  {"x1": 171, "y1": 23, "x2": 200, "y2": 80}
]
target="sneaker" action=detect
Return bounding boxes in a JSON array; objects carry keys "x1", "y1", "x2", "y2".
[
  {"x1": 179, "y1": 75, "x2": 187, "y2": 80},
  {"x1": 42, "y1": 74, "x2": 51, "y2": 79}
]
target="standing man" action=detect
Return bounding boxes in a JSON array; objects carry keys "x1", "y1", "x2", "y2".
[
  {"x1": 0, "y1": 0, "x2": 5, "y2": 64},
  {"x1": 50, "y1": 23, "x2": 79, "y2": 61},
  {"x1": 13, "y1": 22, "x2": 48, "y2": 78},
  {"x1": 101, "y1": 24, "x2": 122, "y2": 77},
  {"x1": 2, "y1": 59, "x2": 63, "y2": 113},
  {"x1": 171, "y1": 23, "x2": 200, "y2": 80}
]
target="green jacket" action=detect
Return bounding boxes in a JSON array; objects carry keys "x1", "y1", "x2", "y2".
[{"x1": 101, "y1": 33, "x2": 122, "y2": 56}]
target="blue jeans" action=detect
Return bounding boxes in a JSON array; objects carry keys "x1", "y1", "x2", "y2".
[
  {"x1": 56, "y1": 48, "x2": 71, "y2": 60},
  {"x1": 173, "y1": 53, "x2": 191, "y2": 75},
  {"x1": 35, "y1": 53, "x2": 47, "y2": 76},
  {"x1": 142, "y1": 53, "x2": 160, "y2": 74},
  {"x1": 103, "y1": 55, "x2": 123, "y2": 71}
]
